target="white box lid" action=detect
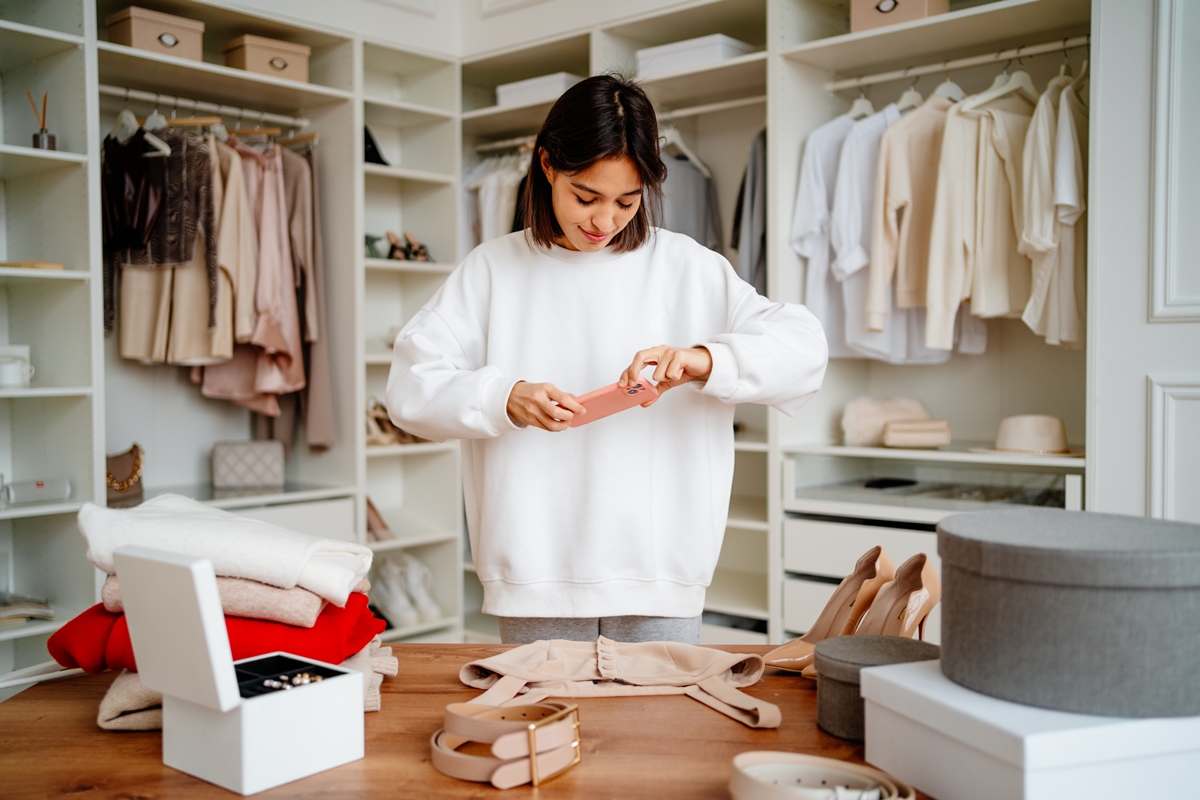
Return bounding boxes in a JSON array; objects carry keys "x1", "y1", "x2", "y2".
[
  {"x1": 114, "y1": 546, "x2": 241, "y2": 712},
  {"x1": 496, "y1": 72, "x2": 583, "y2": 94},
  {"x1": 636, "y1": 33, "x2": 754, "y2": 62},
  {"x1": 860, "y1": 661, "x2": 1200, "y2": 770}
]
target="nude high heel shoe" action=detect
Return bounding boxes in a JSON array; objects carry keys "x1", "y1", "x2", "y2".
[
  {"x1": 797, "y1": 552, "x2": 941, "y2": 679},
  {"x1": 764, "y1": 546, "x2": 895, "y2": 674}
]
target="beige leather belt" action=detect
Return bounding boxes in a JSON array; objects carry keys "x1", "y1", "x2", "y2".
[
  {"x1": 430, "y1": 701, "x2": 582, "y2": 789},
  {"x1": 730, "y1": 752, "x2": 915, "y2": 800}
]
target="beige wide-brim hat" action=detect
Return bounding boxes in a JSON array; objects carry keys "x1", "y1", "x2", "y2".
[{"x1": 994, "y1": 414, "x2": 1070, "y2": 454}]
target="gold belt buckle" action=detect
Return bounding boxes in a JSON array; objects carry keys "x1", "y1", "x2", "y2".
[{"x1": 526, "y1": 703, "x2": 581, "y2": 786}]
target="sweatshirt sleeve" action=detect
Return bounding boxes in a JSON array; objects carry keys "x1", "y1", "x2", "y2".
[
  {"x1": 385, "y1": 263, "x2": 523, "y2": 442},
  {"x1": 867, "y1": 127, "x2": 901, "y2": 331},
  {"x1": 698, "y1": 258, "x2": 829, "y2": 416}
]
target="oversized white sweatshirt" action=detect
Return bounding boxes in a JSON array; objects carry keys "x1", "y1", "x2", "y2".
[{"x1": 386, "y1": 230, "x2": 828, "y2": 619}]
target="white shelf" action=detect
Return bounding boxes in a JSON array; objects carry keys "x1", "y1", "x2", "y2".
[
  {"x1": 364, "y1": 97, "x2": 456, "y2": 127},
  {"x1": 369, "y1": 529, "x2": 458, "y2": 551},
  {"x1": 0, "y1": 609, "x2": 76, "y2": 643},
  {"x1": 734, "y1": 430, "x2": 769, "y2": 453},
  {"x1": 96, "y1": 42, "x2": 352, "y2": 113},
  {"x1": 379, "y1": 616, "x2": 457, "y2": 642},
  {"x1": 0, "y1": 386, "x2": 91, "y2": 399},
  {"x1": 461, "y1": 98, "x2": 554, "y2": 138},
  {"x1": 364, "y1": 352, "x2": 392, "y2": 366},
  {"x1": 781, "y1": 0, "x2": 1090, "y2": 76},
  {"x1": 705, "y1": 568, "x2": 769, "y2": 621},
  {"x1": 362, "y1": 163, "x2": 456, "y2": 185},
  {"x1": 727, "y1": 495, "x2": 768, "y2": 530},
  {"x1": 366, "y1": 441, "x2": 456, "y2": 458},
  {"x1": 0, "y1": 267, "x2": 89, "y2": 282},
  {"x1": 784, "y1": 497, "x2": 951, "y2": 526},
  {"x1": 363, "y1": 258, "x2": 455, "y2": 274},
  {"x1": 0, "y1": 21, "x2": 83, "y2": 71},
  {"x1": 782, "y1": 442, "x2": 1086, "y2": 470},
  {"x1": 0, "y1": 145, "x2": 88, "y2": 179},
  {"x1": 140, "y1": 484, "x2": 356, "y2": 511},
  {"x1": 0, "y1": 500, "x2": 84, "y2": 521},
  {"x1": 640, "y1": 50, "x2": 768, "y2": 111}
]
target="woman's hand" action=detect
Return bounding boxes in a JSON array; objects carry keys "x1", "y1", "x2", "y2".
[
  {"x1": 619, "y1": 345, "x2": 713, "y2": 406},
  {"x1": 506, "y1": 381, "x2": 586, "y2": 431}
]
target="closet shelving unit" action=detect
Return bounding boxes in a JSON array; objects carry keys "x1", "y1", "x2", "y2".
[
  {"x1": 358, "y1": 39, "x2": 464, "y2": 643},
  {"x1": 0, "y1": 0, "x2": 102, "y2": 675},
  {"x1": 768, "y1": 0, "x2": 1092, "y2": 644}
]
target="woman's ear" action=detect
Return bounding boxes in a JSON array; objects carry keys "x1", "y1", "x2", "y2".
[{"x1": 539, "y1": 149, "x2": 554, "y2": 181}]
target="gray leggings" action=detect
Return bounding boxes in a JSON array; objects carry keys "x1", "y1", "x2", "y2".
[{"x1": 498, "y1": 615, "x2": 702, "y2": 645}]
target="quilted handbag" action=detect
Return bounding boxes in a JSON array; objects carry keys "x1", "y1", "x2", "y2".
[{"x1": 211, "y1": 441, "x2": 285, "y2": 489}]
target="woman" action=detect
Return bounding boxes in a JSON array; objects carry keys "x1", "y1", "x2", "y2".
[{"x1": 387, "y1": 75, "x2": 827, "y2": 644}]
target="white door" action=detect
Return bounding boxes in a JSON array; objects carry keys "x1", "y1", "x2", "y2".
[{"x1": 1090, "y1": 0, "x2": 1200, "y2": 522}]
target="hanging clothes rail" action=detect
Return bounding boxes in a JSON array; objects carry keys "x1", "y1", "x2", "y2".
[
  {"x1": 475, "y1": 134, "x2": 536, "y2": 154},
  {"x1": 97, "y1": 84, "x2": 309, "y2": 129},
  {"x1": 826, "y1": 35, "x2": 1090, "y2": 92}
]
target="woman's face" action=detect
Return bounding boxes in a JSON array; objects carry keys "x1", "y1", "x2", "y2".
[{"x1": 541, "y1": 153, "x2": 643, "y2": 252}]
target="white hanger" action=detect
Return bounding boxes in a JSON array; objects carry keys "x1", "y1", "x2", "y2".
[
  {"x1": 1058, "y1": 38, "x2": 1073, "y2": 78},
  {"x1": 110, "y1": 92, "x2": 170, "y2": 156},
  {"x1": 847, "y1": 83, "x2": 875, "y2": 120},
  {"x1": 933, "y1": 61, "x2": 965, "y2": 101},
  {"x1": 143, "y1": 93, "x2": 167, "y2": 131},
  {"x1": 896, "y1": 74, "x2": 923, "y2": 113},
  {"x1": 660, "y1": 126, "x2": 712, "y2": 178},
  {"x1": 960, "y1": 52, "x2": 1039, "y2": 112}
]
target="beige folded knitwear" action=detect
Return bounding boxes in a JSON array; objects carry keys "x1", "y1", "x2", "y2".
[
  {"x1": 102, "y1": 575, "x2": 370, "y2": 629},
  {"x1": 97, "y1": 637, "x2": 399, "y2": 731},
  {"x1": 881, "y1": 418, "x2": 952, "y2": 448}
]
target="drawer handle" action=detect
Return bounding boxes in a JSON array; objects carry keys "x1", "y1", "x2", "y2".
[
  {"x1": 875, "y1": 0, "x2": 899, "y2": 11},
  {"x1": 158, "y1": 32, "x2": 178, "y2": 47},
  {"x1": 269, "y1": 56, "x2": 288, "y2": 71}
]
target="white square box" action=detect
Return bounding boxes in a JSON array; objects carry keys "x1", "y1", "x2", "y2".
[
  {"x1": 115, "y1": 546, "x2": 364, "y2": 796},
  {"x1": 636, "y1": 34, "x2": 755, "y2": 79},
  {"x1": 495, "y1": 72, "x2": 583, "y2": 107},
  {"x1": 860, "y1": 660, "x2": 1200, "y2": 800}
]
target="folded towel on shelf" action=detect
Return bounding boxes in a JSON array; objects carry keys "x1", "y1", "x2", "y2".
[
  {"x1": 78, "y1": 494, "x2": 372, "y2": 606},
  {"x1": 49, "y1": 593, "x2": 386, "y2": 674},
  {"x1": 97, "y1": 636, "x2": 400, "y2": 730},
  {"x1": 881, "y1": 418, "x2": 952, "y2": 448},
  {"x1": 101, "y1": 575, "x2": 371, "y2": 629}
]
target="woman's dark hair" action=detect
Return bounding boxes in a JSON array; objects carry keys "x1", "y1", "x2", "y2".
[{"x1": 521, "y1": 74, "x2": 667, "y2": 252}]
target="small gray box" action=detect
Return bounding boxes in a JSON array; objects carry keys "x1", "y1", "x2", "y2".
[
  {"x1": 211, "y1": 441, "x2": 285, "y2": 490},
  {"x1": 938, "y1": 507, "x2": 1200, "y2": 717}
]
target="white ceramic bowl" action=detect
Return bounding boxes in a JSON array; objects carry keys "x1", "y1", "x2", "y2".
[{"x1": 994, "y1": 414, "x2": 1069, "y2": 454}]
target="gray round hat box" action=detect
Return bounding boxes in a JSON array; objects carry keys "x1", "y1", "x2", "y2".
[
  {"x1": 814, "y1": 635, "x2": 940, "y2": 741},
  {"x1": 938, "y1": 507, "x2": 1200, "y2": 717}
]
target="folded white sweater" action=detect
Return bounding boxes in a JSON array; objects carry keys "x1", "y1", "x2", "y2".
[{"x1": 79, "y1": 494, "x2": 372, "y2": 606}]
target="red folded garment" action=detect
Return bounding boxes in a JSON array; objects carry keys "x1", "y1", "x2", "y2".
[{"x1": 49, "y1": 592, "x2": 385, "y2": 673}]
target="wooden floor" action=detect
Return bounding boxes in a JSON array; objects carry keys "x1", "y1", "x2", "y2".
[{"x1": 0, "y1": 644, "x2": 932, "y2": 798}]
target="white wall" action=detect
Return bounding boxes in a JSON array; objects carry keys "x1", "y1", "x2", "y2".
[
  {"x1": 459, "y1": 0, "x2": 692, "y2": 58},
  {"x1": 216, "y1": 0, "x2": 462, "y2": 57}
]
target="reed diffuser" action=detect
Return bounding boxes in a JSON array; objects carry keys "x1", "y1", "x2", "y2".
[{"x1": 27, "y1": 91, "x2": 55, "y2": 150}]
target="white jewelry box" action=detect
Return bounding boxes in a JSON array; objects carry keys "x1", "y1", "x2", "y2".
[
  {"x1": 495, "y1": 72, "x2": 583, "y2": 108},
  {"x1": 860, "y1": 660, "x2": 1200, "y2": 800},
  {"x1": 114, "y1": 546, "x2": 364, "y2": 796},
  {"x1": 636, "y1": 34, "x2": 755, "y2": 80}
]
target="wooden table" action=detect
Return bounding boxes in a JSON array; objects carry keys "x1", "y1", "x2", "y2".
[{"x1": 0, "y1": 645, "x2": 930, "y2": 798}]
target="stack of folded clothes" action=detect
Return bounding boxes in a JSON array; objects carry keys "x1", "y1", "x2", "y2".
[{"x1": 48, "y1": 494, "x2": 397, "y2": 731}]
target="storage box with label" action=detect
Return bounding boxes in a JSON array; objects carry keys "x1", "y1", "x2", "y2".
[
  {"x1": 223, "y1": 35, "x2": 311, "y2": 84},
  {"x1": 636, "y1": 34, "x2": 755, "y2": 79},
  {"x1": 861, "y1": 660, "x2": 1200, "y2": 800},
  {"x1": 851, "y1": 0, "x2": 949, "y2": 33},
  {"x1": 106, "y1": 6, "x2": 204, "y2": 62},
  {"x1": 114, "y1": 546, "x2": 363, "y2": 795},
  {"x1": 495, "y1": 72, "x2": 583, "y2": 108}
]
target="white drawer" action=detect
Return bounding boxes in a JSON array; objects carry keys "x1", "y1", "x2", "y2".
[
  {"x1": 235, "y1": 497, "x2": 356, "y2": 542},
  {"x1": 784, "y1": 517, "x2": 938, "y2": 578},
  {"x1": 782, "y1": 577, "x2": 837, "y2": 635},
  {"x1": 700, "y1": 623, "x2": 769, "y2": 646}
]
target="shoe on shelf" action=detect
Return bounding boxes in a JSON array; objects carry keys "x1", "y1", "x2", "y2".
[
  {"x1": 372, "y1": 558, "x2": 419, "y2": 630},
  {"x1": 366, "y1": 497, "x2": 395, "y2": 541},
  {"x1": 404, "y1": 231, "x2": 431, "y2": 262},
  {"x1": 386, "y1": 230, "x2": 412, "y2": 260},
  {"x1": 398, "y1": 551, "x2": 442, "y2": 623},
  {"x1": 365, "y1": 234, "x2": 386, "y2": 259},
  {"x1": 764, "y1": 545, "x2": 895, "y2": 675},
  {"x1": 365, "y1": 396, "x2": 427, "y2": 447},
  {"x1": 798, "y1": 552, "x2": 941, "y2": 679}
]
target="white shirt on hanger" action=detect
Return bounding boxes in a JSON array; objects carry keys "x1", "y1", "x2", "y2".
[
  {"x1": 791, "y1": 115, "x2": 856, "y2": 357},
  {"x1": 831, "y1": 104, "x2": 953, "y2": 365},
  {"x1": 1051, "y1": 83, "x2": 1088, "y2": 347}
]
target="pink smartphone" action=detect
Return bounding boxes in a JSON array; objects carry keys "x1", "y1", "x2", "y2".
[{"x1": 566, "y1": 380, "x2": 659, "y2": 428}]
